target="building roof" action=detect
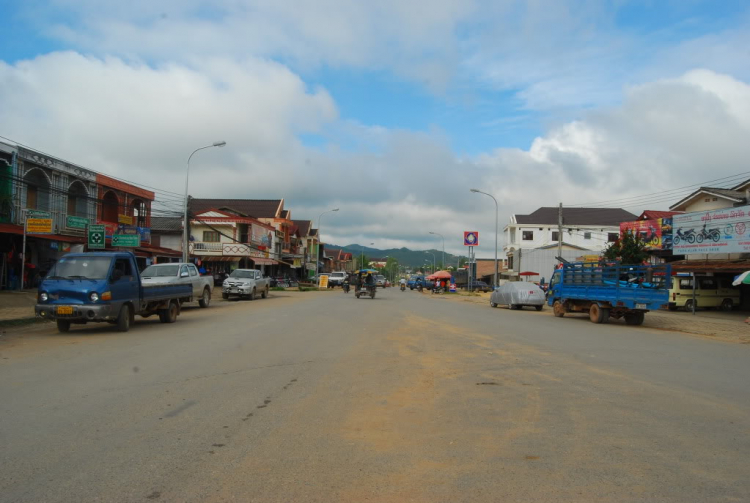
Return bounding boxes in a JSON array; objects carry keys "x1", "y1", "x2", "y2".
[
  {"x1": 669, "y1": 259, "x2": 750, "y2": 274},
  {"x1": 190, "y1": 199, "x2": 283, "y2": 219},
  {"x1": 97, "y1": 173, "x2": 155, "y2": 201},
  {"x1": 292, "y1": 220, "x2": 312, "y2": 236},
  {"x1": 637, "y1": 210, "x2": 683, "y2": 221},
  {"x1": 669, "y1": 187, "x2": 745, "y2": 211},
  {"x1": 150, "y1": 216, "x2": 182, "y2": 233},
  {"x1": 475, "y1": 259, "x2": 507, "y2": 278},
  {"x1": 514, "y1": 207, "x2": 637, "y2": 226}
]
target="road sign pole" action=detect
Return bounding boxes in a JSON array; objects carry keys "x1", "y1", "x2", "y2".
[{"x1": 21, "y1": 210, "x2": 26, "y2": 291}]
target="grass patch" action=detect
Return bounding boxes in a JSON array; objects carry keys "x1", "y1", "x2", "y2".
[
  {"x1": 0, "y1": 317, "x2": 49, "y2": 329},
  {"x1": 271, "y1": 286, "x2": 286, "y2": 291},
  {"x1": 297, "y1": 286, "x2": 314, "y2": 292}
]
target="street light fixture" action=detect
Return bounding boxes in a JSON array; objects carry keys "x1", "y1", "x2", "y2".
[
  {"x1": 362, "y1": 242, "x2": 374, "y2": 269},
  {"x1": 183, "y1": 141, "x2": 227, "y2": 262},
  {"x1": 316, "y1": 208, "x2": 339, "y2": 281},
  {"x1": 429, "y1": 231, "x2": 444, "y2": 270},
  {"x1": 470, "y1": 188, "x2": 499, "y2": 289}
]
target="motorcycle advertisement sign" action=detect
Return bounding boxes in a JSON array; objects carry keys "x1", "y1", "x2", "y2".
[
  {"x1": 673, "y1": 205, "x2": 750, "y2": 254},
  {"x1": 619, "y1": 218, "x2": 673, "y2": 250}
]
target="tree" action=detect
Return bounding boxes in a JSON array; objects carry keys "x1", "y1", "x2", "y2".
[
  {"x1": 602, "y1": 231, "x2": 649, "y2": 264},
  {"x1": 357, "y1": 253, "x2": 369, "y2": 270},
  {"x1": 458, "y1": 257, "x2": 468, "y2": 268}
]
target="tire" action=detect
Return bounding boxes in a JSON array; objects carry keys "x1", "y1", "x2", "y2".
[
  {"x1": 222, "y1": 292, "x2": 229, "y2": 300},
  {"x1": 249, "y1": 288, "x2": 256, "y2": 301},
  {"x1": 56, "y1": 319, "x2": 71, "y2": 333},
  {"x1": 720, "y1": 299, "x2": 733, "y2": 311},
  {"x1": 355, "y1": 293, "x2": 360, "y2": 298},
  {"x1": 535, "y1": 305, "x2": 543, "y2": 312},
  {"x1": 199, "y1": 288, "x2": 211, "y2": 308},
  {"x1": 624, "y1": 312, "x2": 645, "y2": 326},
  {"x1": 687, "y1": 234, "x2": 695, "y2": 244},
  {"x1": 261, "y1": 287, "x2": 269, "y2": 299},
  {"x1": 684, "y1": 299, "x2": 696, "y2": 312},
  {"x1": 696, "y1": 234, "x2": 704, "y2": 244},
  {"x1": 589, "y1": 303, "x2": 606, "y2": 324},
  {"x1": 370, "y1": 291, "x2": 376, "y2": 299},
  {"x1": 553, "y1": 300, "x2": 566, "y2": 317},
  {"x1": 159, "y1": 301, "x2": 178, "y2": 323},
  {"x1": 673, "y1": 235, "x2": 680, "y2": 245},
  {"x1": 116, "y1": 304, "x2": 131, "y2": 332},
  {"x1": 490, "y1": 302, "x2": 497, "y2": 308},
  {"x1": 712, "y1": 232, "x2": 721, "y2": 243},
  {"x1": 509, "y1": 304, "x2": 516, "y2": 310}
]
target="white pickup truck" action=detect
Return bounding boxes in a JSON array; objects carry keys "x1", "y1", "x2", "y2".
[
  {"x1": 328, "y1": 271, "x2": 347, "y2": 287},
  {"x1": 141, "y1": 263, "x2": 215, "y2": 308},
  {"x1": 222, "y1": 269, "x2": 271, "y2": 300}
]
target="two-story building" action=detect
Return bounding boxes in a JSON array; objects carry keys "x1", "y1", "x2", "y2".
[
  {"x1": 188, "y1": 207, "x2": 278, "y2": 275},
  {"x1": 292, "y1": 219, "x2": 319, "y2": 279},
  {"x1": 503, "y1": 206, "x2": 637, "y2": 281}
]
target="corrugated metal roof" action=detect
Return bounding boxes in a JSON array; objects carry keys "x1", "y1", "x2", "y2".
[
  {"x1": 637, "y1": 210, "x2": 683, "y2": 221},
  {"x1": 292, "y1": 219, "x2": 312, "y2": 236},
  {"x1": 150, "y1": 217, "x2": 182, "y2": 232},
  {"x1": 669, "y1": 259, "x2": 750, "y2": 274},
  {"x1": 190, "y1": 199, "x2": 282, "y2": 218},
  {"x1": 515, "y1": 207, "x2": 637, "y2": 226}
]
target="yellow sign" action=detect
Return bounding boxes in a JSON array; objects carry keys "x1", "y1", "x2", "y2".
[
  {"x1": 26, "y1": 218, "x2": 53, "y2": 234},
  {"x1": 579, "y1": 254, "x2": 600, "y2": 263},
  {"x1": 293, "y1": 258, "x2": 302, "y2": 267},
  {"x1": 318, "y1": 275, "x2": 329, "y2": 289},
  {"x1": 118, "y1": 214, "x2": 133, "y2": 225}
]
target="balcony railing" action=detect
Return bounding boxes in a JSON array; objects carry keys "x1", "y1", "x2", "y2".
[{"x1": 189, "y1": 242, "x2": 223, "y2": 254}]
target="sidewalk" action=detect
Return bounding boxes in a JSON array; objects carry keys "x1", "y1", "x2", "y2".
[
  {"x1": 434, "y1": 290, "x2": 750, "y2": 344},
  {"x1": 0, "y1": 290, "x2": 39, "y2": 324}
]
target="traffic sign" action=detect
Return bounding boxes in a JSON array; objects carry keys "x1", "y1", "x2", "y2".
[
  {"x1": 464, "y1": 231, "x2": 479, "y2": 246},
  {"x1": 66, "y1": 215, "x2": 89, "y2": 229},
  {"x1": 88, "y1": 224, "x2": 106, "y2": 249},
  {"x1": 26, "y1": 218, "x2": 53, "y2": 234},
  {"x1": 26, "y1": 209, "x2": 51, "y2": 219},
  {"x1": 112, "y1": 234, "x2": 140, "y2": 247}
]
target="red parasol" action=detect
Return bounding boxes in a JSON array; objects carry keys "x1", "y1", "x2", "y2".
[{"x1": 519, "y1": 271, "x2": 539, "y2": 276}]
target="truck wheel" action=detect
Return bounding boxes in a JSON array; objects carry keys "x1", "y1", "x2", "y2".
[
  {"x1": 261, "y1": 286, "x2": 268, "y2": 299},
  {"x1": 589, "y1": 304, "x2": 606, "y2": 324},
  {"x1": 116, "y1": 304, "x2": 131, "y2": 332},
  {"x1": 222, "y1": 292, "x2": 229, "y2": 300},
  {"x1": 535, "y1": 305, "x2": 543, "y2": 312},
  {"x1": 625, "y1": 312, "x2": 645, "y2": 325},
  {"x1": 56, "y1": 319, "x2": 71, "y2": 333},
  {"x1": 355, "y1": 293, "x2": 360, "y2": 299},
  {"x1": 684, "y1": 299, "x2": 696, "y2": 312},
  {"x1": 159, "y1": 301, "x2": 178, "y2": 323},
  {"x1": 553, "y1": 301, "x2": 565, "y2": 317},
  {"x1": 199, "y1": 288, "x2": 211, "y2": 308},
  {"x1": 490, "y1": 302, "x2": 497, "y2": 308},
  {"x1": 249, "y1": 288, "x2": 256, "y2": 301},
  {"x1": 720, "y1": 299, "x2": 733, "y2": 311}
]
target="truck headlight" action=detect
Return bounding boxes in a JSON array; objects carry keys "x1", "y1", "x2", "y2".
[
  {"x1": 40, "y1": 292, "x2": 48, "y2": 302},
  {"x1": 90, "y1": 292, "x2": 99, "y2": 302}
]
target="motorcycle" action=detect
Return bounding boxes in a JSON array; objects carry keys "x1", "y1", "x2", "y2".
[
  {"x1": 673, "y1": 228, "x2": 696, "y2": 245},
  {"x1": 343, "y1": 281, "x2": 350, "y2": 293},
  {"x1": 695, "y1": 223, "x2": 721, "y2": 244},
  {"x1": 400, "y1": 283, "x2": 405, "y2": 291}
]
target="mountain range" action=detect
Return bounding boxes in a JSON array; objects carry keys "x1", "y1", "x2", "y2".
[{"x1": 331, "y1": 244, "x2": 469, "y2": 269}]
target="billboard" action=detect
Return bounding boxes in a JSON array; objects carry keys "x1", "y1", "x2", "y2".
[
  {"x1": 464, "y1": 231, "x2": 479, "y2": 246},
  {"x1": 673, "y1": 205, "x2": 750, "y2": 254},
  {"x1": 619, "y1": 218, "x2": 673, "y2": 250}
]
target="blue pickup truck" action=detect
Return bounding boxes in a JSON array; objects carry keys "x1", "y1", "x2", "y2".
[
  {"x1": 547, "y1": 262, "x2": 671, "y2": 325},
  {"x1": 35, "y1": 251, "x2": 192, "y2": 333},
  {"x1": 407, "y1": 275, "x2": 428, "y2": 290}
]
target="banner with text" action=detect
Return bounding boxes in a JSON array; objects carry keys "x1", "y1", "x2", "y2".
[
  {"x1": 673, "y1": 205, "x2": 750, "y2": 254},
  {"x1": 619, "y1": 218, "x2": 673, "y2": 250}
]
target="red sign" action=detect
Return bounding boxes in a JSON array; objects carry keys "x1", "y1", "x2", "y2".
[{"x1": 464, "y1": 231, "x2": 479, "y2": 246}]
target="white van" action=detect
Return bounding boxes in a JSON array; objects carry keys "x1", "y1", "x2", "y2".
[{"x1": 668, "y1": 276, "x2": 739, "y2": 311}]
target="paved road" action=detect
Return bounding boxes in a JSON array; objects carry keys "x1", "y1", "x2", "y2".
[{"x1": 1, "y1": 289, "x2": 749, "y2": 502}]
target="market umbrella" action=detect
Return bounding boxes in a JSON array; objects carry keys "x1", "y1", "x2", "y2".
[
  {"x1": 432, "y1": 270, "x2": 452, "y2": 279},
  {"x1": 519, "y1": 271, "x2": 539, "y2": 282},
  {"x1": 732, "y1": 271, "x2": 750, "y2": 286}
]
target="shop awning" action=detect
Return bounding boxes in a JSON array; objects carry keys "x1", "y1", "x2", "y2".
[
  {"x1": 669, "y1": 259, "x2": 750, "y2": 274},
  {"x1": 201, "y1": 257, "x2": 241, "y2": 262},
  {"x1": 0, "y1": 223, "x2": 85, "y2": 243}
]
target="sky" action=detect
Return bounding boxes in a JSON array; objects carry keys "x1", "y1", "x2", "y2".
[{"x1": 2, "y1": 0, "x2": 750, "y2": 257}]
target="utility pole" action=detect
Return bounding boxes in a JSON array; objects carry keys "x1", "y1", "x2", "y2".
[{"x1": 558, "y1": 202, "x2": 563, "y2": 262}]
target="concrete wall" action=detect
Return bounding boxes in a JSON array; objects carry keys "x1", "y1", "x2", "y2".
[
  {"x1": 513, "y1": 248, "x2": 593, "y2": 282},
  {"x1": 504, "y1": 224, "x2": 618, "y2": 252}
]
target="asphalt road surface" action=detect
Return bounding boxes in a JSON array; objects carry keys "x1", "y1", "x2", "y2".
[{"x1": 1, "y1": 289, "x2": 749, "y2": 502}]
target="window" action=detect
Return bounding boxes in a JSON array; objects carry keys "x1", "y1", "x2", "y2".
[
  {"x1": 551, "y1": 231, "x2": 559, "y2": 241},
  {"x1": 180, "y1": 265, "x2": 189, "y2": 277},
  {"x1": 203, "y1": 231, "x2": 220, "y2": 242},
  {"x1": 699, "y1": 278, "x2": 716, "y2": 290},
  {"x1": 712, "y1": 197, "x2": 718, "y2": 202},
  {"x1": 705, "y1": 198, "x2": 710, "y2": 202},
  {"x1": 188, "y1": 265, "x2": 198, "y2": 277},
  {"x1": 114, "y1": 258, "x2": 133, "y2": 278},
  {"x1": 608, "y1": 233, "x2": 619, "y2": 243},
  {"x1": 678, "y1": 278, "x2": 693, "y2": 289},
  {"x1": 584, "y1": 232, "x2": 591, "y2": 240},
  {"x1": 522, "y1": 230, "x2": 534, "y2": 241}
]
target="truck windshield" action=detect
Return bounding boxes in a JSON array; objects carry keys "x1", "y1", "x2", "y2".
[
  {"x1": 47, "y1": 257, "x2": 112, "y2": 280},
  {"x1": 229, "y1": 270, "x2": 254, "y2": 278},
  {"x1": 142, "y1": 265, "x2": 179, "y2": 277}
]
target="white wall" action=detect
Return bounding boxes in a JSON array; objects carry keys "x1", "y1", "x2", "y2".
[
  {"x1": 159, "y1": 235, "x2": 182, "y2": 251},
  {"x1": 682, "y1": 197, "x2": 737, "y2": 213},
  {"x1": 504, "y1": 224, "x2": 617, "y2": 252}
]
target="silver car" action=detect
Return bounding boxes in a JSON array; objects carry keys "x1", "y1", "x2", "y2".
[
  {"x1": 141, "y1": 263, "x2": 214, "y2": 308},
  {"x1": 490, "y1": 282, "x2": 546, "y2": 311}
]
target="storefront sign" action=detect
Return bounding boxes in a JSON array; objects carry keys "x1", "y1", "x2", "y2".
[
  {"x1": 66, "y1": 216, "x2": 89, "y2": 229},
  {"x1": 26, "y1": 209, "x2": 51, "y2": 219},
  {"x1": 620, "y1": 218, "x2": 673, "y2": 250},
  {"x1": 318, "y1": 275, "x2": 329, "y2": 288},
  {"x1": 88, "y1": 224, "x2": 106, "y2": 249},
  {"x1": 118, "y1": 214, "x2": 133, "y2": 225},
  {"x1": 673, "y1": 205, "x2": 750, "y2": 254},
  {"x1": 112, "y1": 234, "x2": 140, "y2": 247},
  {"x1": 26, "y1": 218, "x2": 53, "y2": 234}
]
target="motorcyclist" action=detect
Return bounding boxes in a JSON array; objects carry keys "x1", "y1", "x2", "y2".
[{"x1": 399, "y1": 277, "x2": 406, "y2": 291}]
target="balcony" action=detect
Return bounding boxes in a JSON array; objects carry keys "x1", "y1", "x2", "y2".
[{"x1": 189, "y1": 242, "x2": 223, "y2": 255}]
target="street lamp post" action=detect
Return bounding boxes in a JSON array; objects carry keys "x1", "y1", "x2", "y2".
[
  {"x1": 425, "y1": 251, "x2": 435, "y2": 273},
  {"x1": 429, "y1": 231, "x2": 444, "y2": 270},
  {"x1": 362, "y1": 242, "x2": 374, "y2": 269},
  {"x1": 183, "y1": 141, "x2": 226, "y2": 263},
  {"x1": 470, "y1": 188, "x2": 499, "y2": 289},
  {"x1": 316, "y1": 208, "x2": 339, "y2": 281}
]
